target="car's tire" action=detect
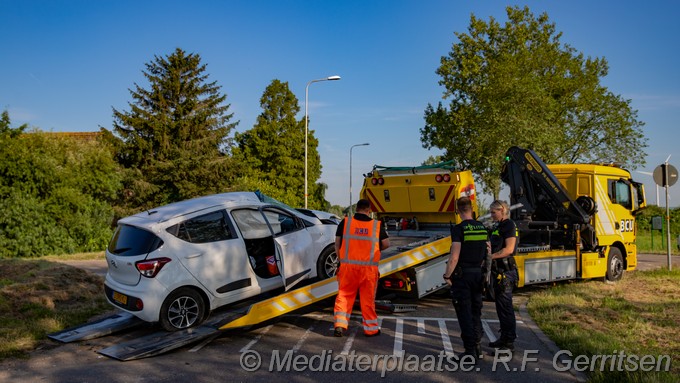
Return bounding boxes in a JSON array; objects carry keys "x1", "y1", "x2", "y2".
[
  {"x1": 159, "y1": 287, "x2": 206, "y2": 331},
  {"x1": 316, "y1": 245, "x2": 338, "y2": 279},
  {"x1": 605, "y1": 247, "x2": 624, "y2": 282}
]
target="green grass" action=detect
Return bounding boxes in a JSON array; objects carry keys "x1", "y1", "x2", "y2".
[
  {"x1": 636, "y1": 232, "x2": 679, "y2": 255},
  {"x1": 528, "y1": 269, "x2": 680, "y2": 382},
  {"x1": 40, "y1": 251, "x2": 106, "y2": 261}
]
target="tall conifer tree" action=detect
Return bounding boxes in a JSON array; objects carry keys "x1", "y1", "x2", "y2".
[{"x1": 108, "y1": 48, "x2": 239, "y2": 213}]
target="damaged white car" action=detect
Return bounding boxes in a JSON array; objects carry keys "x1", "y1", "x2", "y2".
[{"x1": 104, "y1": 191, "x2": 340, "y2": 331}]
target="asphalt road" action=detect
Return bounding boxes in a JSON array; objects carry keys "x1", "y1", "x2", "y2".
[{"x1": 0, "y1": 253, "x2": 676, "y2": 383}]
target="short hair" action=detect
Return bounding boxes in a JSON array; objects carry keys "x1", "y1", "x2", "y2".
[
  {"x1": 356, "y1": 199, "x2": 371, "y2": 211},
  {"x1": 456, "y1": 197, "x2": 473, "y2": 213},
  {"x1": 490, "y1": 199, "x2": 510, "y2": 217}
]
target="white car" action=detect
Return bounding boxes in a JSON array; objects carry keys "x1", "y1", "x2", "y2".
[{"x1": 104, "y1": 191, "x2": 340, "y2": 331}]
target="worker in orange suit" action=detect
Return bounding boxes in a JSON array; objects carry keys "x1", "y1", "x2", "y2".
[{"x1": 333, "y1": 199, "x2": 390, "y2": 337}]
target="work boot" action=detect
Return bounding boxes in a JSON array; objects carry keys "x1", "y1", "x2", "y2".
[
  {"x1": 334, "y1": 327, "x2": 344, "y2": 337},
  {"x1": 489, "y1": 338, "x2": 514, "y2": 350},
  {"x1": 460, "y1": 350, "x2": 478, "y2": 364}
]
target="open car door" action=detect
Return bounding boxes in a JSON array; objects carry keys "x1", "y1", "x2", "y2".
[{"x1": 260, "y1": 207, "x2": 313, "y2": 290}]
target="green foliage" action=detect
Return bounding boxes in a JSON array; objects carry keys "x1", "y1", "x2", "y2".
[
  {"x1": 106, "y1": 48, "x2": 240, "y2": 216},
  {"x1": 421, "y1": 155, "x2": 445, "y2": 166},
  {"x1": 0, "y1": 121, "x2": 121, "y2": 257},
  {"x1": 636, "y1": 205, "x2": 680, "y2": 234},
  {"x1": 233, "y1": 79, "x2": 327, "y2": 209},
  {"x1": 0, "y1": 110, "x2": 26, "y2": 137},
  {"x1": 327, "y1": 204, "x2": 346, "y2": 217},
  {"x1": 421, "y1": 6, "x2": 648, "y2": 198},
  {"x1": 635, "y1": 205, "x2": 680, "y2": 254}
]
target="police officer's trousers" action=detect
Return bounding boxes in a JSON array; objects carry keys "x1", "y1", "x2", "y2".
[
  {"x1": 492, "y1": 268, "x2": 518, "y2": 342},
  {"x1": 450, "y1": 269, "x2": 483, "y2": 352}
]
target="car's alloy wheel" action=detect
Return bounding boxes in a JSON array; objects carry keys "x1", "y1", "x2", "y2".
[
  {"x1": 316, "y1": 246, "x2": 339, "y2": 279},
  {"x1": 160, "y1": 287, "x2": 205, "y2": 331}
]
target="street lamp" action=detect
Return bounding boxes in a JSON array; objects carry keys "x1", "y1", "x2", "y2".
[
  {"x1": 350, "y1": 143, "x2": 370, "y2": 215},
  {"x1": 305, "y1": 75, "x2": 341, "y2": 209}
]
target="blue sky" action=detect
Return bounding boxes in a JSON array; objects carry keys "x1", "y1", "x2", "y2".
[{"x1": 2, "y1": 0, "x2": 679, "y2": 208}]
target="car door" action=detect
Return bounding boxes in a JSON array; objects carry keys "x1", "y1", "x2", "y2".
[
  {"x1": 260, "y1": 207, "x2": 313, "y2": 290},
  {"x1": 168, "y1": 210, "x2": 253, "y2": 299}
]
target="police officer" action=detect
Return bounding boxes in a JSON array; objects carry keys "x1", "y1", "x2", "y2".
[
  {"x1": 333, "y1": 199, "x2": 390, "y2": 337},
  {"x1": 443, "y1": 196, "x2": 488, "y2": 360},
  {"x1": 488, "y1": 199, "x2": 519, "y2": 350}
]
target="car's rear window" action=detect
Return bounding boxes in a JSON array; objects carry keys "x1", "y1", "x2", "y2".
[{"x1": 108, "y1": 224, "x2": 163, "y2": 256}]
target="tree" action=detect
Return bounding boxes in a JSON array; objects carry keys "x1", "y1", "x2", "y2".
[
  {"x1": 0, "y1": 110, "x2": 27, "y2": 137},
  {"x1": 106, "y1": 48, "x2": 239, "y2": 215},
  {"x1": 233, "y1": 79, "x2": 326, "y2": 209},
  {"x1": 0, "y1": 113, "x2": 121, "y2": 257},
  {"x1": 420, "y1": 6, "x2": 647, "y2": 198}
]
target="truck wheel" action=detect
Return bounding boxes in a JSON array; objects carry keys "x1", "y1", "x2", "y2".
[
  {"x1": 316, "y1": 246, "x2": 338, "y2": 279},
  {"x1": 159, "y1": 287, "x2": 205, "y2": 331},
  {"x1": 605, "y1": 247, "x2": 624, "y2": 281}
]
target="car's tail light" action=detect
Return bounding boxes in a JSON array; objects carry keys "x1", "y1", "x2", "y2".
[{"x1": 136, "y1": 257, "x2": 171, "y2": 278}]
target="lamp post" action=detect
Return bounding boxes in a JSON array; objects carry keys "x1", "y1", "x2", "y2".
[
  {"x1": 305, "y1": 75, "x2": 341, "y2": 209},
  {"x1": 349, "y1": 143, "x2": 370, "y2": 215}
]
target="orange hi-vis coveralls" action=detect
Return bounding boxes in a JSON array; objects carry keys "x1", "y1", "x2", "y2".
[{"x1": 333, "y1": 217, "x2": 381, "y2": 336}]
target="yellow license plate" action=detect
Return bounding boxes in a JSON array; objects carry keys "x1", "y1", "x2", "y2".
[{"x1": 112, "y1": 291, "x2": 128, "y2": 305}]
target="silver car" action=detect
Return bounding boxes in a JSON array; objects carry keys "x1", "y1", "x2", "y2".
[{"x1": 104, "y1": 191, "x2": 340, "y2": 331}]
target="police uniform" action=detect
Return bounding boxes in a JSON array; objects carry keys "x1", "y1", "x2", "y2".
[
  {"x1": 490, "y1": 218, "x2": 519, "y2": 348},
  {"x1": 333, "y1": 213, "x2": 388, "y2": 336},
  {"x1": 449, "y1": 219, "x2": 488, "y2": 355}
]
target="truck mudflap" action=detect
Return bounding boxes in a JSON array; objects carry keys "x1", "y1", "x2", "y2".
[{"x1": 47, "y1": 311, "x2": 145, "y2": 343}]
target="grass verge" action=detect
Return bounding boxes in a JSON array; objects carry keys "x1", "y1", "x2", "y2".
[
  {"x1": 40, "y1": 251, "x2": 106, "y2": 261},
  {"x1": 636, "y1": 232, "x2": 679, "y2": 255},
  {"x1": 527, "y1": 269, "x2": 680, "y2": 382},
  {"x1": 0, "y1": 258, "x2": 111, "y2": 360}
]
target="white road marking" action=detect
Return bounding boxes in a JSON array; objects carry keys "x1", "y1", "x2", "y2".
[
  {"x1": 393, "y1": 319, "x2": 404, "y2": 355},
  {"x1": 340, "y1": 327, "x2": 359, "y2": 355},
  {"x1": 417, "y1": 318, "x2": 426, "y2": 334},
  {"x1": 291, "y1": 322, "x2": 316, "y2": 353},
  {"x1": 482, "y1": 319, "x2": 498, "y2": 342},
  {"x1": 438, "y1": 319, "x2": 455, "y2": 357},
  {"x1": 239, "y1": 324, "x2": 273, "y2": 352}
]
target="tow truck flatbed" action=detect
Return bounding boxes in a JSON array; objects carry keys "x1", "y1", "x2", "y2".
[{"x1": 47, "y1": 234, "x2": 452, "y2": 361}]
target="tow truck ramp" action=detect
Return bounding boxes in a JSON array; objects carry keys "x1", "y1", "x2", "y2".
[
  {"x1": 47, "y1": 312, "x2": 145, "y2": 343},
  {"x1": 47, "y1": 235, "x2": 451, "y2": 361}
]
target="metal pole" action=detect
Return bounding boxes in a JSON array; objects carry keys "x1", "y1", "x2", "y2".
[
  {"x1": 303, "y1": 76, "x2": 340, "y2": 209},
  {"x1": 665, "y1": 163, "x2": 672, "y2": 270},
  {"x1": 349, "y1": 143, "x2": 370, "y2": 215}
]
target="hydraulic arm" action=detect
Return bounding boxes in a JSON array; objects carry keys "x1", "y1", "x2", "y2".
[{"x1": 501, "y1": 146, "x2": 597, "y2": 250}]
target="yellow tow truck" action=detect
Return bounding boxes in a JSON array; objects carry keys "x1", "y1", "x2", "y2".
[
  {"x1": 360, "y1": 147, "x2": 647, "y2": 292},
  {"x1": 503, "y1": 146, "x2": 646, "y2": 286}
]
